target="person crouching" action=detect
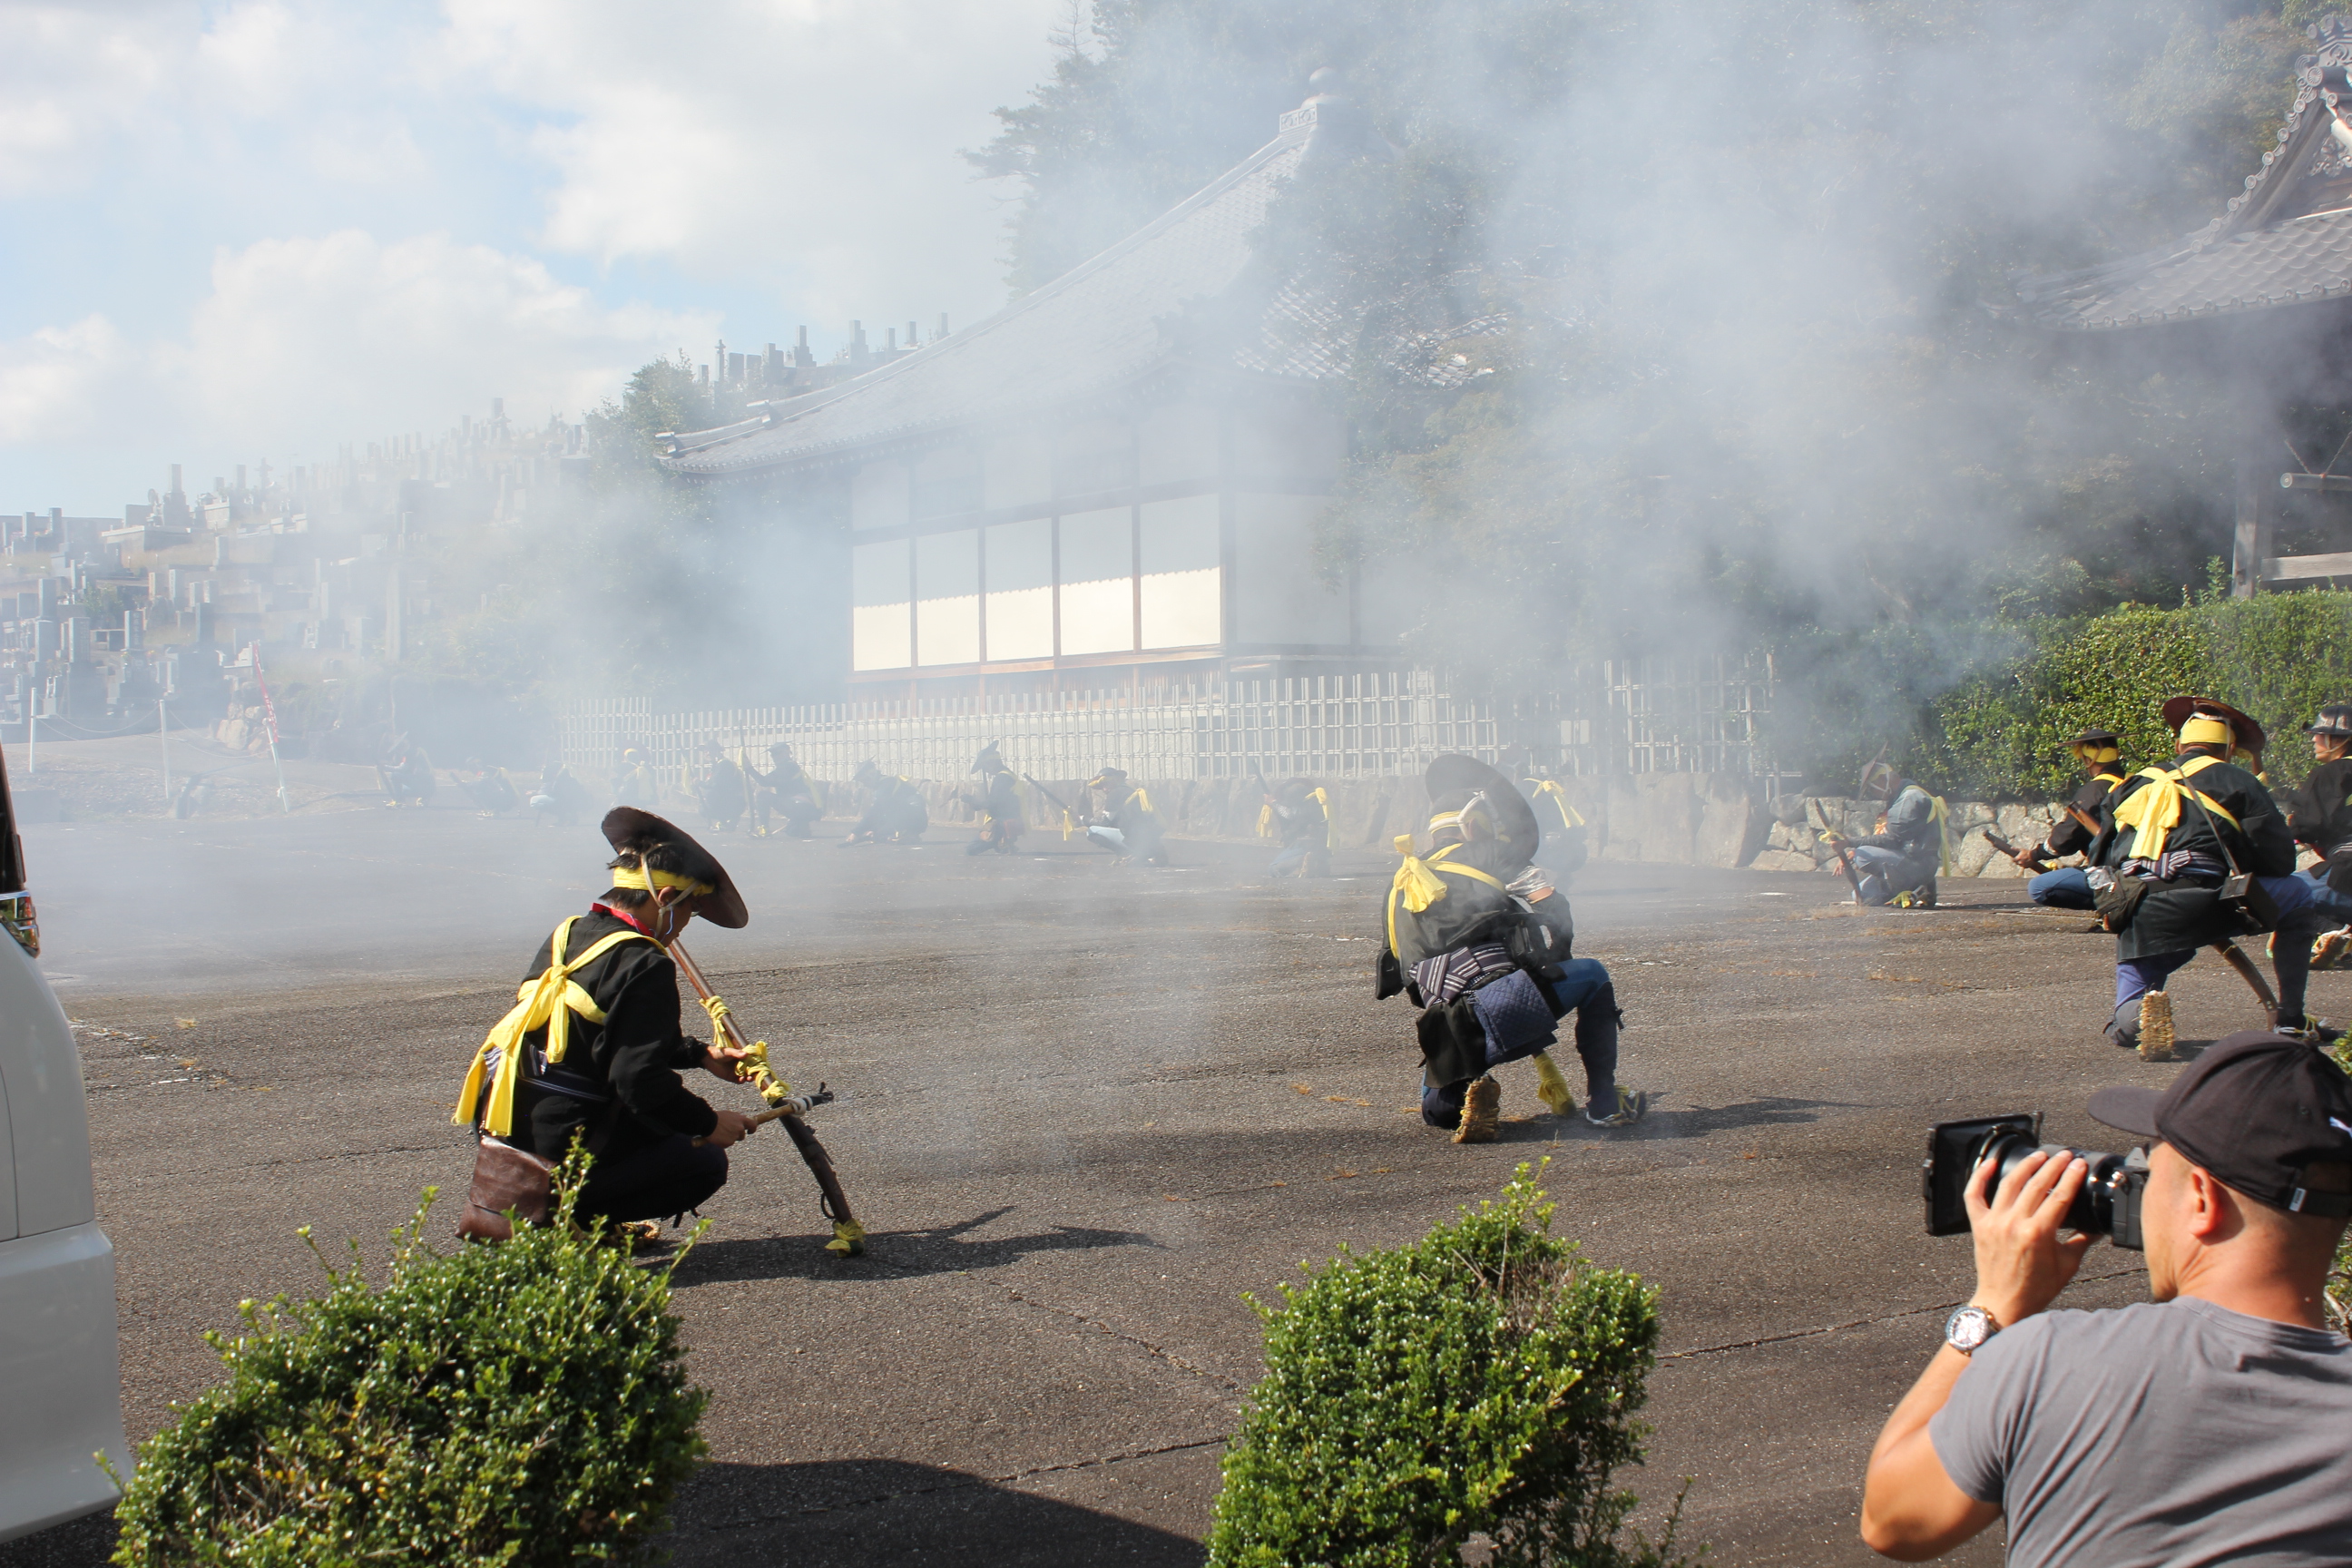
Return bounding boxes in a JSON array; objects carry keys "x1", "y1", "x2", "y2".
[{"x1": 453, "y1": 808, "x2": 758, "y2": 1240}]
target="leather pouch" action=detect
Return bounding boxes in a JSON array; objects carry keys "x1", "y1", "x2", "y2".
[
  {"x1": 1416, "y1": 997, "x2": 1491, "y2": 1090},
  {"x1": 458, "y1": 1137, "x2": 553, "y2": 1243}
]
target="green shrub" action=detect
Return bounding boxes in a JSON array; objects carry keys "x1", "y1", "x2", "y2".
[
  {"x1": 111, "y1": 1154, "x2": 707, "y2": 1567},
  {"x1": 1207, "y1": 1163, "x2": 1696, "y2": 1568},
  {"x1": 1912, "y1": 590, "x2": 2352, "y2": 799}
]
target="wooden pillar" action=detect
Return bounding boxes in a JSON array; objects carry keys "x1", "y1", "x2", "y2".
[{"x1": 2232, "y1": 450, "x2": 2273, "y2": 598}]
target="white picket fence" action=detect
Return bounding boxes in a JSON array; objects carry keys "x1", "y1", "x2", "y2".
[{"x1": 558, "y1": 656, "x2": 1782, "y2": 790}]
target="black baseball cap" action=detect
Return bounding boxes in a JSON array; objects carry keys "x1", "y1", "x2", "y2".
[{"x1": 2089, "y1": 1033, "x2": 2352, "y2": 1218}]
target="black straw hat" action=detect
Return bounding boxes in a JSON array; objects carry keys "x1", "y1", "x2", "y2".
[
  {"x1": 1426, "y1": 753, "x2": 1542, "y2": 860},
  {"x1": 2305, "y1": 704, "x2": 2352, "y2": 740},
  {"x1": 600, "y1": 808, "x2": 749, "y2": 929}
]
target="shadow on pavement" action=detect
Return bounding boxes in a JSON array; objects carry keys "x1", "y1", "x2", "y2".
[
  {"x1": 665, "y1": 1458, "x2": 1206, "y2": 1566},
  {"x1": 0, "y1": 1510, "x2": 115, "y2": 1568},
  {"x1": 671, "y1": 1207, "x2": 1163, "y2": 1286},
  {"x1": 1493, "y1": 1095, "x2": 1841, "y2": 1143}
]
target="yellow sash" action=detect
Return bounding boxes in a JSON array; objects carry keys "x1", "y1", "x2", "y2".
[
  {"x1": 1531, "y1": 779, "x2": 1585, "y2": 829},
  {"x1": 2112, "y1": 755, "x2": 2240, "y2": 861},
  {"x1": 454, "y1": 916, "x2": 662, "y2": 1137},
  {"x1": 1386, "y1": 840, "x2": 1508, "y2": 956}
]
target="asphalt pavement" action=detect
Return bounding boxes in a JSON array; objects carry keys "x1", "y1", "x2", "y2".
[{"x1": 5, "y1": 793, "x2": 2319, "y2": 1566}]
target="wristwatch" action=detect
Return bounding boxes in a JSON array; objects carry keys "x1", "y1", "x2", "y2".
[{"x1": 1945, "y1": 1304, "x2": 2001, "y2": 1356}]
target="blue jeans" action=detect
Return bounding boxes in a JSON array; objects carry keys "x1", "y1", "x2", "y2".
[
  {"x1": 2112, "y1": 873, "x2": 2330, "y2": 1034},
  {"x1": 1269, "y1": 838, "x2": 1328, "y2": 878},
  {"x1": 2294, "y1": 867, "x2": 2352, "y2": 926},
  {"x1": 1422, "y1": 958, "x2": 1621, "y2": 1126},
  {"x1": 2029, "y1": 867, "x2": 2094, "y2": 910},
  {"x1": 1851, "y1": 846, "x2": 1930, "y2": 905}
]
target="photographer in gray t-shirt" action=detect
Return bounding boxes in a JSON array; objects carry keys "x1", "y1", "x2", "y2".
[{"x1": 1861, "y1": 1033, "x2": 2352, "y2": 1565}]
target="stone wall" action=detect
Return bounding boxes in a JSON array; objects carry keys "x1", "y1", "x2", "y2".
[{"x1": 1746, "y1": 797, "x2": 2068, "y2": 879}]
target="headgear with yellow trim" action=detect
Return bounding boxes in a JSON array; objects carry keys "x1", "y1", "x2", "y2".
[
  {"x1": 1424, "y1": 753, "x2": 1542, "y2": 864},
  {"x1": 2160, "y1": 695, "x2": 2265, "y2": 761},
  {"x1": 2064, "y1": 726, "x2": 2122, "y2": 766},
  {"x1": 600, "y1": 807, "x2": 748, "y2": 928}
]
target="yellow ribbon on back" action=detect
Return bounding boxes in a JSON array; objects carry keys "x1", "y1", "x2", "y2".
[
  {"x1": 2112, "y1": 755, "x2": 2241, "y2": 861},
  {"x1": 1257, "y1": 802, "x2": 1275, "y2": 838},
  {"x1": 1385, "y1": 840, "x2": 1508, "y2": 956},
  {"x1": 1532, "y1": 779, "x2": 1585, "y2": 829},
  {"x1": 453, "y1": 916, "x2": 662, "y2": 1136},
  {"x1": 1131, "y1": 787, "x2": 1155, "y2": 816},
  {"x1": 1310, "y1": 787, "x2": 1330, "y2": 848}
]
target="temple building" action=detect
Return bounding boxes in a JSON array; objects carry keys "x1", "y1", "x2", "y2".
[
  {"x1": 658, "y1": 79, "x2": 1444, "y2": 695},
  {"x1": 2011, "y1": 15, "x2": 2352, "y2": 593}
]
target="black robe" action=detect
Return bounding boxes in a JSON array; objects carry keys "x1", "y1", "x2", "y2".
[
  {"x1": 502, "y1": 910, "x2": 717, "y2": 1164},
  {"x1": 2092, "y1": 754, "x2": 2296, "y2": 958},
  {"x1": 2287, "y1": 758, "x2": 2352, "y2": 892},
  {"x1": 2043, "y1": 769, "x2": 2127, "y2": 859}
]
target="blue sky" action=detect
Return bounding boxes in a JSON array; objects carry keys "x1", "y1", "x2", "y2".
[{"x1": 0, "y1": 0, "x2": 1065, "y2": 512}]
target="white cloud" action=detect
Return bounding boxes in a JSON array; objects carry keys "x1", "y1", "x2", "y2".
[
  {"x1": 0, "y1": 315, "x2": 142, "y2": 445},
  {"x1": 169, "y1": 230, "x2": 717, "y2": 455},
  {"x1": 435, "y1": 0, "x2": 1064, "y2": 328},
  {"x1": 0, "y1": 231, "x2": 712, "y2": 471},
  {"x1": 0, "y1": 3, "x2": 176, "y2": 195}
]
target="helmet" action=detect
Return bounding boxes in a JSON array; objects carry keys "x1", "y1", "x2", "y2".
[{"x1": 2306, "y1": 704, "x2": 2352, "y2": 740}]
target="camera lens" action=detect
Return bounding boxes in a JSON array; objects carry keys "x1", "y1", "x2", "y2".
[{"x1": 1974, "y1": 1133, "x2": 2130, "y2": 1237}]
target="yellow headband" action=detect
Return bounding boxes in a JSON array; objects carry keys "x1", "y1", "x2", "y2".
[
  {"x1": 2180, "y1": 716, "x2": 2235, "y2": 748},
  {"x1": 611, "y1": 866, "x2": 714, "y2": 897}
]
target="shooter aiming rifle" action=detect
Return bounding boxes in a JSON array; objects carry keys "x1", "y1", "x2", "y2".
[
  {"x1": 669, "y1": 937, "x2": 866, "y2": 1255},
  {"x1": 1021, "y1": 773, "x2": 1086, "y2": 839},
  {"x1": 1981, "y1": 831, "x2": 2278, "y2": 1024}
]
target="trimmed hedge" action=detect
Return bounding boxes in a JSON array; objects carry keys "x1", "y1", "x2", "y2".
[
  {"x1": 110, "y1": 1157, "x2": 707, "y2": 1567},
  {"x1": 1910, "y1": 590, "x2": 2352, "y2": 800},
  {"x1": 1207, "y1": 1163, "x2": 1694, "y2": 1568}
]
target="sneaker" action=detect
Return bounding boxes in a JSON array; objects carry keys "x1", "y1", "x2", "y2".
[
  {"x1": 1452, "y1": 1075, "x2": 1501, "y2": 1143},
  {"x1": 1585, "y1": 1088, "x2": 1650, "y2": 1128},
  {"x1": 2275, "y1": 1017, "x2": 2347, "y2": 1045}
]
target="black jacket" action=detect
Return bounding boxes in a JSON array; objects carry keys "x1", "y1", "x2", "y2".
[
  {"x1": 505, "y1": 910, "x2": 718, "y2": 1163},
  {"x1": 2043, "y1": 769, "x2": 2127, "y2": 860},
  {"x1": 2093, "y1": 753, "x2": 2295, "y2": 957},
  {"x1": 1269, "y1": 793, "x2": 1327, "y2": 848},
  {"x1": 966, "y1": 772, "x2": 1024, "y2": 823}
]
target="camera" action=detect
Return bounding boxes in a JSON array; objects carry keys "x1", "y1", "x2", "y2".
[{"x1": 1922, "y1": 1114, "x2": 2149, "y2": 1250}]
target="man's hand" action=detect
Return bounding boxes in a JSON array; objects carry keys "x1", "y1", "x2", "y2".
[
  {"x1": 703, "y1": 1108, "x2": 754, "y2": 1149},
  {"x1": 2008, "y1": 846, "x2": 2045, "y2": 871},
  {"x1": 1965, "y1": 1147, "x2": 2095, "y2": 1326},
  {"x1": 701, "y1": 1044, "x2": 750, "y2": 1082}
]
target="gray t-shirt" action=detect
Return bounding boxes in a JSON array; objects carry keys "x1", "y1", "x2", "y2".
[{"x1": 1931, "y1": 1298, "x2": 2352, "y2": 1566}]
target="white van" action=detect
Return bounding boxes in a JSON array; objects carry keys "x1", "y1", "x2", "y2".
[{"x1": 0, "y1": 750, "x2": 131, "y2": 1541}]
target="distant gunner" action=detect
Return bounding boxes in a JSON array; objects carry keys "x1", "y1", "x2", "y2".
[
  {"x1": 1260, "y1": 778, "x2": 1330, "y2": 878},
  {"x1": 378, "y1": 734, "x2": 436, "y2": 808},
  {"x1": 2284, "y1": 702, "x2": 2352, "y2": 968},
  {"x1": 1822, "y1": 757, "x2": 1946, "y2": 906},
  {"x1": 528, "y1": 760, "x2": 593, "y2": 828},
  {"x1": 2088, "y1": 697, "x2": 2335, "y2": 1054},
  {"x1": 2003, "y1": 728, "x2": 2130, "y2": 910},
  {"x1": 612, "y1": 748, "x2": 660, "y2": 809},
  {"x1": 1377, "y1": 754, "x2": 1645, "y2": 1142},
  {"x1": 1084, "y1": 768, "x2": 1168, "y2": 866},
  {"x1": 961, "y1": 743, "x2": 1025, "y2": 857},
  {"x1": 694, "y1": 742, "x2": 750, "y2": 832},
  {"x1": 841, "y1": 760, "x2": 927, "y2": 847},
  {"x1": 454, "y1": 808, "x2": 756, "y2": 1236},
  {"x1": 749, "y1": 743, "x2": 822, "y2": 839}
]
